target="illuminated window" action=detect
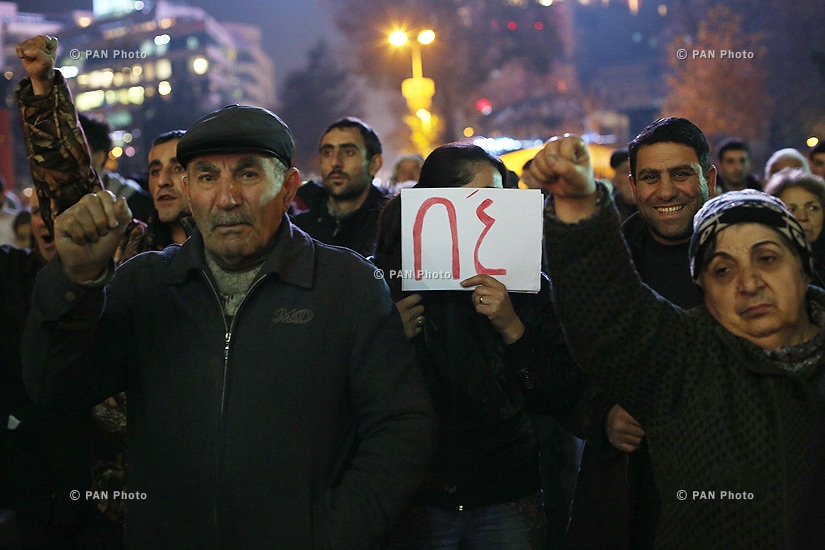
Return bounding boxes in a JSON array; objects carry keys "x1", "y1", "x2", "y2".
[
  {"x1": 156, "y1": 59, "x2": 172, "y2": 80},
  {"x1": 76, "y1": 90, "x2": 105, "y2": 110},
  {"x1": 128, "y1": 86, "x2": 145, "y2": 104},
  {"x1": 90, "y1": 70, "x2": 115, "y2": 89},
  {"x1": 192, "y1": 57, "x2": 209, "y2": 75}
]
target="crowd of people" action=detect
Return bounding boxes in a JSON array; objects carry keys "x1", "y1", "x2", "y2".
[{"x1": 2, "y1": 33, "x2": 825, "y2": 549}]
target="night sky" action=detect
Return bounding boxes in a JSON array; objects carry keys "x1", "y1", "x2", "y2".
[{"x1": 13, "y1": 0, "x2": 339, "y2": 88}]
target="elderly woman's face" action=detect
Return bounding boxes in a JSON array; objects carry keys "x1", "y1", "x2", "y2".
[
  {"x1": 780, "y1": 186, "x2": 824, "y2": 242},
  {"x1": 701, "y1": 222, "x2": 813, "y2": 350}
]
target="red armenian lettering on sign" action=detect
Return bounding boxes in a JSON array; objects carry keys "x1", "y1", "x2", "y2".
[
  {"x1": 412, "y1": 197, "x2": 460, "y2": 280},
  {"x1": 474, "y1": 198, "x2": 506, "y2": 276}
]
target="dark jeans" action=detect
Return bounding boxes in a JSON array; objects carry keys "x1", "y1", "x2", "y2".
[{"x1": 384, "y1": 492, "x2": 546, "y2": 550}]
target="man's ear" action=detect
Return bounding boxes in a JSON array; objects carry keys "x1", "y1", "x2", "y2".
[
  {"x1": 282, "y1": 168, "x2": 301, "y2": 206},
  {"x1": 368, "y1": 154, "x2": 383, "y2": 177},
  {"x1": 706, "y1": 165, "x2": 718, "y2": 196},
  {"x1": 629, "y1": 174, "x2": 637, "y2": 203}
]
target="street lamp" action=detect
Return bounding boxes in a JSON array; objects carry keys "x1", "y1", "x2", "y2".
[{"x1": 389, "y1": 29, "x2": 437, "y2": 154}]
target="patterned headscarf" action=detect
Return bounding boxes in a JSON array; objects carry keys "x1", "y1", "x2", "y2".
[{"x1": 689, "y1": 189, "x2": 812, "y2": 280}]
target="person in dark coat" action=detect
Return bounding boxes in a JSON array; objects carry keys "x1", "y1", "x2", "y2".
[
  {"x1": 22, "y1": 104, "x2": 437, "y2": 549},
  {"x1": 375, "y1": 142, "x2": 584, "y2": 549},
  {"x1": 530, "y1": 134, "x2": 825, "y2": 549},
  {"x1": 290, "y1": 117, "x2": 389, "y2": 257}
]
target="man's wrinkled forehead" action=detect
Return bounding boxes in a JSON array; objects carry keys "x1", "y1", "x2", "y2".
[{"x1": 189, "y1": 153, "x2": 272, "y2": 173}]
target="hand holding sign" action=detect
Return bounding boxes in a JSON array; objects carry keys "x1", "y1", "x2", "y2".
[{"x1": 461, "y1": 274, "x2": 525, "y2": 344}]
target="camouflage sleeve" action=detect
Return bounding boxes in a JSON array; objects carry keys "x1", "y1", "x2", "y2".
[
  {"x1": 115, "y1": 220, "x2": 149, "y2": 265},
  {"x1": 15, "y1": 70, "x2": 103, "y2": 234}
]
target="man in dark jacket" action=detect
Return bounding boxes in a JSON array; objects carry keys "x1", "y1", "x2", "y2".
[
  {"x1": 716, "y1": 138, "x2": 762, "y2": 193},
  {"x1": 22, "y1": 104, "x2": 437, "y2": 549},
  {"x1": 291, "y1": 117, "x2": 389, "y2": 256},
  {"x1": 567, "y1": 117, "x2": 716, "y2": 549}
]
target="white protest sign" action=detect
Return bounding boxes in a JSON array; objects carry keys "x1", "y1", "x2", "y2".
[{"x1": 399, "y1": 188, "x2": 543, "y2": 292}]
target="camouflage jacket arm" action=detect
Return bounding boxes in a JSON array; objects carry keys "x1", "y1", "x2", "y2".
[
  {"x1": 16, "y1": 71, "x2": 149, "y2": 261},
  {"x1": 15, "y1": 70, "x2": 103, "y2": 235}
]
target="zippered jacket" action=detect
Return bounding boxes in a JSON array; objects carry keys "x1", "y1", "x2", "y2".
[{"x1": 23, "y1": 217, "x2": 437, "y2": 549}]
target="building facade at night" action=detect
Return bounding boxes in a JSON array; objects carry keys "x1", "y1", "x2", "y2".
[{"x1": 1, "y1": 0, "x2": 276, "y2": 187}]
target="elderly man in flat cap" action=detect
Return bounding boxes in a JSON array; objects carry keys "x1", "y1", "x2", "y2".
[{"x1": 22, "y1": 105, "x2": 436, "y2": 549}]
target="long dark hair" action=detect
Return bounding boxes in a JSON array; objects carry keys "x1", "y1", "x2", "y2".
[{"x1": 372, "y1": 142, "x2": 523, "y2": 421}]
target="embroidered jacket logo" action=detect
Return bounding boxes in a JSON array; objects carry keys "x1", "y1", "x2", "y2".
[{"x1": 272, "y1": 308, "x2": 314, "y2": 324}]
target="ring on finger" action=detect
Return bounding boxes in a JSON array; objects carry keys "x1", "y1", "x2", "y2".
[
  {"x1": 479, "y1": 296, "x2": 484, "y2": 304},
  {"x1": 416, "y1": 316, "x2": 425, "y2": 327}
]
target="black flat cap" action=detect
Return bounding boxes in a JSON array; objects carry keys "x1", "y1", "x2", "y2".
[{"x1": 177, "y1": 104, "x2": 294, "y2": 169}]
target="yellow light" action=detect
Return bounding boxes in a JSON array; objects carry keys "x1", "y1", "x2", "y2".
[
  {"x1": 416, "y1": 109, "x2": 431, "y2": 122},
  {"x1": 417, "y1": 30, "x2": 435, "y2": 45},
  {"x1": 128, "y1": 87, "x2": 145, "y2": 104},
  {"x1": 389, "y1": 31, "x2": 408, "y2": 47},
  {"x1": 111, "y1": 146, "x2": 124, "y2": 158},
  {"x1": 463, "y1": 127, "x2": 475, "y2": 138},
  {"x1": 192, "y1": 57, "x2": 209, "y2": 75},
  {"x1": 76, "y1": 90, "x2": 105, "y2": 110},
  {"x1": 807, "y1": 137, "x2": 820, "y2": 148},
  {"x1": 156, "y1": 59, "x2": 172, "y2": 80},
  {"x1": 158, "y1": 81, "x2": 172, "y2": 95},
  {"x1": 77, "y1": 16, "x2": 92, "y2": 27}
]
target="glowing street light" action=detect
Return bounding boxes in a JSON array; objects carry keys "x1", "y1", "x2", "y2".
[
  {"x1": 390, "y1": 28, "x2": 438, "y2": 155},
  {"x1": 389, "y1": 29, "x2": 436, "y2": 111}
]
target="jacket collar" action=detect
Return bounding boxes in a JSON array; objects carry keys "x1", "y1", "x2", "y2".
[
  {"x1": 302, "y1": 180, "x2": 389, "y2": 216},
  {"x1": 164, "y1": 214, "x2": 315, "y2": 289}
]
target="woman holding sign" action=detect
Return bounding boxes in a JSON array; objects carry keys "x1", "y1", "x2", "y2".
[{"x1": 373, "y1": 142, "x2": 584, "y2": 549}]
